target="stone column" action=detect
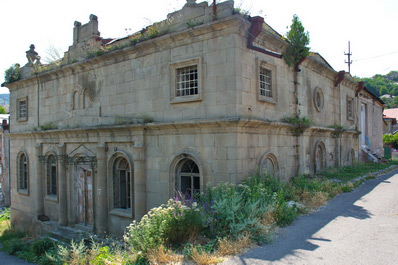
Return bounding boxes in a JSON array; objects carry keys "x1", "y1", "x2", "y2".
[
  {"x1": 133, "y1": 143, "x2": 147, "y2": 221},
  {"x1": 95, "y1": 145, "x2": 108, "y2": 236},
  {"x1": 35, "y1": 143, "x2": 44, "y2": 217},
  {"x1": 58, "y1": 144, "x2": 68, "y2": 226}
]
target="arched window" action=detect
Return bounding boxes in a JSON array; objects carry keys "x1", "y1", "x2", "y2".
[
  {"x1": 314, "y1": 141, "x2": 326, "y2": 174},
  {"x1": 73, "y1": 91, "x2": 79, "y2": 110},
  {"x1": 18, "y1": 153, "x2": 28, "y2": 191},
  {"x1": 46, "y1": 155, "x2": 57, "y2": 195},
  {"x1": 261, "y1": 158, "x2": 275, "y2": 176},
  {"x1": 176, "y1": 159, "x2": 200, "y2": 198},
  {"x1": 113, "y1": 157, "x2": 131, "y2": 209},
  {"x1": 259, "y1": 152, "x2": 279, "y2": 177},
  {"x1": 83, "y1": 89, "x2": 91, "y2": 109},
  {"x1": 347, "y1": 149, "x2": 355, "y2": 166}
]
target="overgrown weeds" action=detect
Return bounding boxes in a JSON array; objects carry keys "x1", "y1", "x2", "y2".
[{"x1": 3, "y1": 162, "x2": 396, "y2": 264}]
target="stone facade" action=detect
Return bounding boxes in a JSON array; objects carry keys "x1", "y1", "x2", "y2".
[
  {"x1": 2, "y1": 0, "x2": 384, "y2": 237},
  {"x1": 0, "y1": 116, "x2": 10, "y2": 206}
]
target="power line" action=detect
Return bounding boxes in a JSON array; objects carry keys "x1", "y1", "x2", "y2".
[{"x1": 354, "y1": 51, "x2": 398, "y2": 62}]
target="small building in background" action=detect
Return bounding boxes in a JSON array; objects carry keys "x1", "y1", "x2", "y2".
[{"x1": 0, "y1": 114, "x2": 10, "y2": 206}]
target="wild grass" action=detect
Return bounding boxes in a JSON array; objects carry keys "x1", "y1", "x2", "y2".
[
  {"x1": 318, "y1": 161, "x2": 398, "y2": 182},
  {"x1": 3, "y1": 161, "x2": 396, "y2": 264},
  {"x1": 217, "y1": 234, "x2": 252, "y2": 256}
]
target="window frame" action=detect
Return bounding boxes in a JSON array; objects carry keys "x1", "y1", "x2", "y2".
[
  {"x1": 313, "y1": 87, "x2": 324, "y2": 112},
  {"x1": 258, "y1": 152, "x2": 279, "y2": 178},
  {"x1": 176, "y1": 159, "x2": 200, "y2": 198},
  {"x1": 170, "y1": 58, "x2": 203, "y2": 104},
  {"x1": 257, "y1": 60, "x2": 277, "y2": 104},
  {"x1": 17, "y1": 96, "x2": 28, "y2": 122},
  {"x1": 347, "y1": 96, "x2": 354, "y2": 120},
  {"x1": 17, "y1": 152, "x2": 29, "y2": 195},
  {"x1": 46, "y1": 154, "x2": 58, "y2": 198},
  {"x1": 112, "y1": 157, "x2": 132, "y2": 211}
]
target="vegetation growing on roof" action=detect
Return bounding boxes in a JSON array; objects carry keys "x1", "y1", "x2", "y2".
[
  {"x1": 282, "y1": 114, "x2": 312, "y2": 136},
  {"x1": 329, "y1": 124, "x2": 346, "y2": 138},
  {"x1": 232, "y1": 7, "x2": 251, "y2": 19},
  {"x1": 86, "y1": 24, "x2": 172, "y2": 60},
  {"x1": 186, "y1": 19, "x2": 204, "y2": 28},
  {"x1": 4, "y1": 64, "x2": 21, "y2": 83},
  {"x1": 283, "y1": 14, "x2": 310, "y2": 69}
]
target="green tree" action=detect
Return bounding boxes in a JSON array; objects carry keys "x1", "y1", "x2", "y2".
[
  {"x1": 386, "y1": 71, "x2": 398, "y2": 82},
  {"x1": 283, "y1": 14, "x2": 310, "y2": 68},
  {"x1": 0, "y1": 105, "x2": 6, "y2": 114}
]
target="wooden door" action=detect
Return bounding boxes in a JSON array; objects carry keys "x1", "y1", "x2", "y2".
[{"x1": 76, "y1": 166, "x2": 93, "y2": 226}]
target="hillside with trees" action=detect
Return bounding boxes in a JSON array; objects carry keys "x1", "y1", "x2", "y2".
[{"x1": 355, "y1": 71, "x2": 398, "y2": 108}]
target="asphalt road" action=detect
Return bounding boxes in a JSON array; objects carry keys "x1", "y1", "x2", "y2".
[
  {"x1": 0, "y1": 245, "x2": 35, "y2": 265},
  {"x1": 223, "y1": 168, "x2": 398, "y2": 265}
]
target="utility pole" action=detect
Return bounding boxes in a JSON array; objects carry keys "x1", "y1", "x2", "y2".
[
  {"x1": 345, "y1": 41, "x2": 352, "y2": 74},
  {"x1": 212, "y1": 0, "x2": 217, "y2": 20}
]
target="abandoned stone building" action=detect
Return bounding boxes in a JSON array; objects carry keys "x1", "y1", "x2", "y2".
[{"x1": 2, "y1": 0, "x2": 384, "y2": 236}]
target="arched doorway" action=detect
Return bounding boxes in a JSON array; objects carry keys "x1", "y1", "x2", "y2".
[{"x1": 314, "y1": 141, "x2": 326, "y2": 174}]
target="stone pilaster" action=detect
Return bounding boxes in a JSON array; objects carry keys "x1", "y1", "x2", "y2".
[
  {"x1": 133, "y1": 143, "x2": 146, "y2": 221},
  {"x1": 57, "y1": 144, "x2": 68, "y2": 226},
  {"x1": 95, "y1": 145, "x2": 108, "y2": 236},
  {"x1": 35, "y1": 143, "x2": 43, "y2": 217}
]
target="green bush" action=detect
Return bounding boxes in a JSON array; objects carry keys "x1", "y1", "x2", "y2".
[
  {"x1": 32, "y1": 237, "x2": 55, "y2": 257},
  {"x1": 4, "y1": 64, "x2": 21, "y2": 83},
  {"x1": 124, "y1": 199, "x2": 202, "y2": 253},
  {"x1": 0, "y1": 207, "x2": 10, "y2": 221},
  {"x1": 199, "y1": 175, "x2": 278, "y2": 240},
  {"x1": 2, "y1": 239, "x2": 29, "y2": 255},
  {"x1": 274, "y1": 200, "x2": 298, "y2": 226},
  {"x1": 0, "y1": 229, "x2": 25, "y2": 243}
]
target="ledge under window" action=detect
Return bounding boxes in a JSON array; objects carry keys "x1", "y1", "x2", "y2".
[
  {"x1": 17, "y1": 189, "x2": 29, "y2": 196},
  {"x1": 45, "y1": 195, "x2": 58, "y2": 203},
  {"x1": 109, "y1": 208, "x2": 133, "y2": 219}
]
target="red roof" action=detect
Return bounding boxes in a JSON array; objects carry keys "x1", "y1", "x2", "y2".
[{"x1": 384, "y1": 108, "x2": 398, "y2": 120}]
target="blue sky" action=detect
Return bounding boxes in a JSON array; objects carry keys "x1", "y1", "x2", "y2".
[{"x1": 0, "y1": 0, "x2": 397, "y2": 93}]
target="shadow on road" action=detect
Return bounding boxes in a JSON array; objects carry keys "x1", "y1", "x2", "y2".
[{"x1": 226, "y1": 168, "x2": 398, "y2": 264}]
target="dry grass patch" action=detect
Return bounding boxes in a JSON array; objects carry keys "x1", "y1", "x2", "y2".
[
  {"x1": 301, "y1": 191, "x2": 329, "y2": 208},
  {"x1": 260, "y1": 210, "x2": 276, "y2": 227},
  {"x1": 217, "y1": 234, "x2": 252, "y2": 256},
  {"x1": 191, "y1": 248, "x2": 221, "y2": 265},
  {"x1": 147, "y1": 245, "x2": 183, "y2": 265},
  {"x1": 0, "y1": 220, "x2": 10, "y2": 236}
]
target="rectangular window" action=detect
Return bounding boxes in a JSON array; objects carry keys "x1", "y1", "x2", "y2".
[
  {"x1": 170, "y1": 58, "x2": 202, "y2": 103},
  {"x1": 18, "y1": 154, "x2": 28, "y2": 194},
  {"x1": 17, "y1": 97, "x2": 28, "y2": 121},
  {"x1": 115, "y1": 168, "x2": 131, "y2": 209},
  {"x1": 257, "y1": 60, "x2": 277, "y2": 103},
  {"x1": 176, "y1": 66, "x2": 198, "y2": 97},
  {"x1": 259, "y1": 67, "x2": 272, "y2": 97},
  {"x1": 47, "y1": 165, "x2": 57, "y2": 195},
  {"x1": 347, "y1": 97, "x2": 354, "y2": 120}
]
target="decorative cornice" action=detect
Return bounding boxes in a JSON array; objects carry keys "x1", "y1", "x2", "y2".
[{"x1": 8, "y1": 117, "x2": 360, "y2": 138}]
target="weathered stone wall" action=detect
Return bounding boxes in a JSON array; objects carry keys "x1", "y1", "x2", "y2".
[{"x1": 5, "y1": 1, "x2": 382, "y2": 237}]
